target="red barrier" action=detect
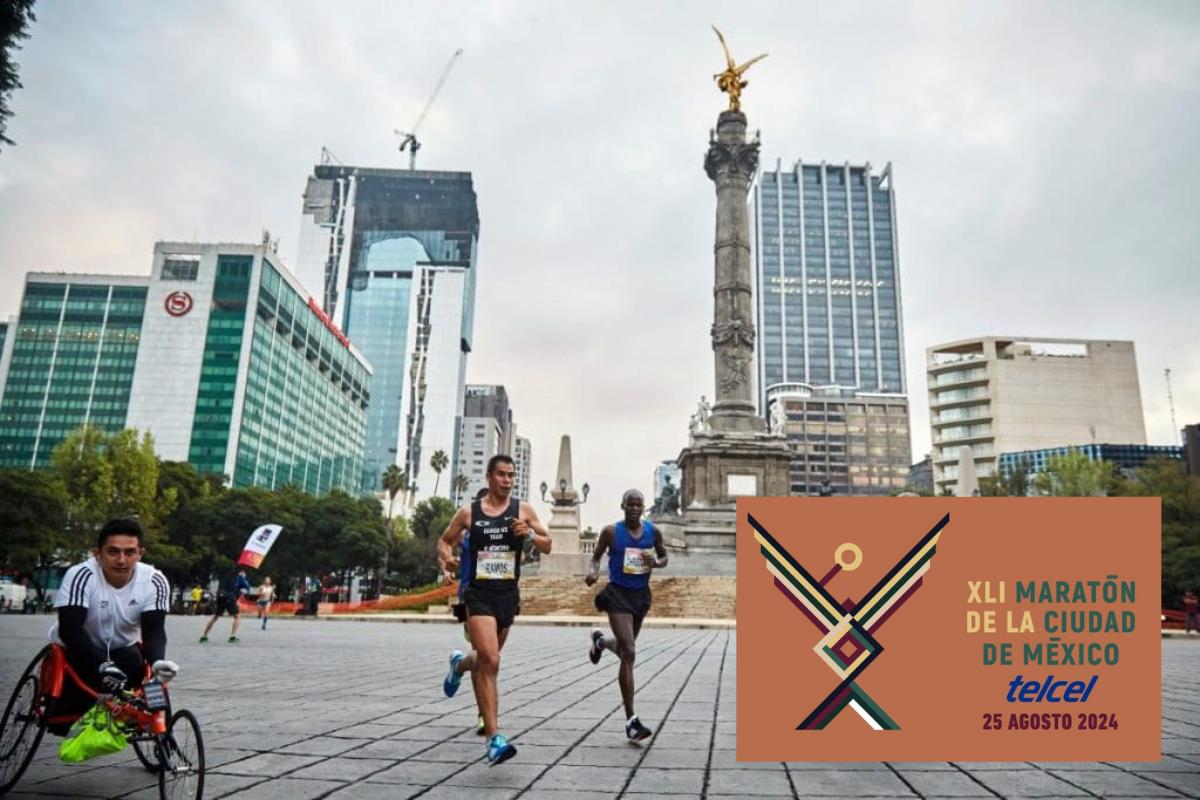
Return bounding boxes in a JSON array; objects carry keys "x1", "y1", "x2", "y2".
[{"x1": 236, "y1": 584, "x2": 458, "y2": 615}]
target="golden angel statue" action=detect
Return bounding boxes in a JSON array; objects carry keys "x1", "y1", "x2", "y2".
[{"x1": 712, "y1": 25, "x2": 767, "y2": 113}]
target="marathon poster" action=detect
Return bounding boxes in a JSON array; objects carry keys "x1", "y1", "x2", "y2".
[
  {"x1": 736, "y1": 498, "x2": 1160, "y2": 761},
  {"x1": 236, "y1": 524, "x2": 283, "y2": 569}
]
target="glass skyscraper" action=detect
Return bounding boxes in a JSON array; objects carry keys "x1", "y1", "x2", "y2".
[
  {"x1": 297, "y1": 165, "x2": 479, "y2": 498},
  {"x1": 753, "y1": 160, "x2": 905, "y2": 397},
  {"x1": 0, "y1": 244, "x2": 372, "y2": 495},
  {"x1": 0, "y1": 276, "x2": 147, "y2": 468},
  {"x1": 752, "y1": 160, "x2": 911, "y2": 496}
]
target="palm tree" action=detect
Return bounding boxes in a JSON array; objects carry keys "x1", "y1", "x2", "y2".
[
  {"x1": 453, "y1": 473, "x2": 470, "y2": 505},
  {"x1": 382, "y1": 465, "x2": 407, "y2": 519},
  {"x1": 431, "y1": 450, "x2": 449, "y2": 496}
]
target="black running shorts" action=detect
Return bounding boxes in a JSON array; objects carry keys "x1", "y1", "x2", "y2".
[
  {"x1": 214, "y1": 594, "x2": 240, "y2": 617},
  {"x1": 595, "y1": 583, "x2": 652, "y2": 625},
  {"x1": 463, "y1": 585, "x2": 520, "y2": 630}
]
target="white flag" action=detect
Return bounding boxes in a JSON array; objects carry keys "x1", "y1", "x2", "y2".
[{"x1": 237, "y1": 524, "x2": 283, "y2": 568}]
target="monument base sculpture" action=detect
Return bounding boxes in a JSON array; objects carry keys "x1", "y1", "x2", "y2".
[{"x1": 673, "y1": 430, "x2": 792, "y2": 554}]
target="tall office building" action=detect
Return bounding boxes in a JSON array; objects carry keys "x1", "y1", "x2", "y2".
[
  {"x1": 297, "y1": 164, "x2": 479, "y2": 499},
  {"x1": 457, "y1": 385, "x2": 508, "y2": 502},
  {"x1": 1185, "y1": 424, "x2": 1200, "y2": 477},
  {"x1": 0, "y1": 243, "x2": 372, "y2": 494},
  {"x1": 0, "y1": 318, "x2": 14, "y2": 402},
  {"x1": 752, "y1": 159, "x2": 911, "y2": 495},
  {"x1": 926, "y1": 337, "x2": 1146, "y2": 495},
  {"x1": 0, "y1": 276, "x2": 148, "y2": 468},
  {"x1": 457, "y1": 384, "x2": 523, "y2": 503}
]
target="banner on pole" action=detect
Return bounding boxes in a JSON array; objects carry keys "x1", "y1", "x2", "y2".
[{"x1": 237, "y1": 524, "x2": 283, "y2": 569}]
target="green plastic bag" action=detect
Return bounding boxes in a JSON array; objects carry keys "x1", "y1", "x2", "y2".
[{"x1": 58, "y1": 704, "x2": 128, "y2": 763}]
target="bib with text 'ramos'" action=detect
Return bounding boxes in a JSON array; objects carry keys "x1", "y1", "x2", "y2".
[
  {"x1": 476, "y1": 550, "x2": 517, "y2": 580},
  {"x1": 736, "y1": 498, "x2": 1160, "y2": 762}
]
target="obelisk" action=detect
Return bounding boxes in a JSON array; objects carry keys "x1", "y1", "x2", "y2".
[
  {"x1": 672, "y1": 28, "x2": 792, "y2": 555},
  {"x1": 545, "y1": 435, "x2": 581, "y2": 554}
]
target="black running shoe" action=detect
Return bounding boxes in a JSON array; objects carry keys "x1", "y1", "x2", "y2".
[
  {"x1": 589, "y1": 628, "x2": 605, "y2": 665},
  {"x1": 626, "y1": 716, "x2": 652, "y2": 742}
]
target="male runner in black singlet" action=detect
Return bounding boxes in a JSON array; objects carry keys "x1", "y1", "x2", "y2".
[{"x1": 437, "y1": 454, "x2": 550, "y2": 765}]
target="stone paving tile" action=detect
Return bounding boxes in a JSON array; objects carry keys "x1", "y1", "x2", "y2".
[
  {"x1": 441, "y1": 760, "x2": 539, "y2": 789},
  {"x1": 521, "y1": 792, "x2": 620, "y2": 800},
  {"x1": 364, "y1": 758, "x2": 463, "y2": 784},
  {"x1": 532, "y1": 764, "x2": 637, "y2": 790},
  {"x1": 2, "y1": 616, "x2": 1199, "y2": 799},
  {"x1": 8, "y1": 767, "x2": 159, "y2": 798},
  {"x1": 788, "y1": 768, "x2": 918, "y2": 796},
  {"x1": 210, "y1": 751, "x2": 324, "y2": 777},
  {"x1": 323, "y1": 783, "x2": 428, "y2": 800},
  {"x1": 557, "y1": 744, "x2": 648, "y2": 767},
  {"x1": 286, "y1": 755, "x2": 395, "y2": 781},
  {"x1": 892, "y1": 769, "x2": 997, "y2": 797},
  {"x1": 971, "y1": 768, "x2": 1091, "y2": 796},
  {"x1": 1132, "y1": 770, "x2": 1200, "y2": 797},
  {"x1": 1047, "y1": 768, "x2": 1188, "y2": 796},
  {"x1": 639, "y1": 746, "x2": 713, "y2": 769},
  {"x1": 342, "y1": 737, "x2": 430, "y2": 759},
  {"x1": 707, "y1": 766, "x2": 796, "y2": 795},
  {"x1": 273, "y1": 736, "x2": 366, "y2": 757},
  {"x1": 221, "y1": 777, "x2": 346, "y2": 799},
  {"x1": 416, "y1": 786, "x2": 521, "y2": 800},
  {"x1": 625, "y1": 766, "x2": 706, "y2": 794},
  {"x1": 120, "y1": 773, "x2": 262, "y2": 799}
]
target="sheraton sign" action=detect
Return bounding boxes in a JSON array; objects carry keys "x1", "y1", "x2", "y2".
[{"x1": 307, "y1": 297, "x2": 350, "y2": 348}]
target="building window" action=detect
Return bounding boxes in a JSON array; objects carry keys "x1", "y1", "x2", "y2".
[{"x1": 162, "y1": 257, "x2": 200, "y2": 281}]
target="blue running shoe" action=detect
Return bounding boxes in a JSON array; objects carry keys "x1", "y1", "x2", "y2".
[
  {"x1": 486, "y1": 733, "x2": 517, "y2": 766},
  {"x1": 443, "y1": 650, "x2": 464, "y2": 697}
]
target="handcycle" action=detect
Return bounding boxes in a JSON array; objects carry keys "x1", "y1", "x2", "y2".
[{"x1": 0, "y1": 644, "x2": 204, "y2": 799}]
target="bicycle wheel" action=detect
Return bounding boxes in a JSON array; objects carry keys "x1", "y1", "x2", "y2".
[
  {"x1": 0, "y1": 646, "x2": 52, "y2": 796},
  {"x1": 157, "y1": 709, "x2": 203, "y2": 800},
  {"x1": 131, "y1": 734, "x2": 159, "y2": 773},
  {"x1": 132, "y1": 694, "x2": 172, "y2": 773}
]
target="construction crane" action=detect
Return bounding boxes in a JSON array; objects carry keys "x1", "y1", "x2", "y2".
[
  {"x1": 1166, "y1": 368, "x2": 1179, "y2": 441},
  {"x1": 395, "y1": 48, "x2": 463, "y2": 170}
]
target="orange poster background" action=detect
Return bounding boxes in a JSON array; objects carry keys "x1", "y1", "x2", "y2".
[{"x1": 736, "y1": 498, "x2": 1161, "y2": 761}]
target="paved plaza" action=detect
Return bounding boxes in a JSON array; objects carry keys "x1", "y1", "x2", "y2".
[{"x1": 1, "y1": 614, "x2": 1198, "y2": 799}]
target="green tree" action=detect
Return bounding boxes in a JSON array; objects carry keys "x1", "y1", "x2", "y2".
[
  {"x1": 1032, "y1": 451, "x2": 1114, "y2": 497},
  {"x1": 1120, "y1": 458, "x2": 1200, "y2": 607},
  {"x1": 453, "y1": 473, "x2": 470, "y2": 504},
  {"x1": 381, "y1": 464, "x2": 407, "y2": 518},
  {"x1": 1001, "y1": 459, "x2": 1031, "y2": 497},
  {"x1": 978, "y1": 477, "x2": 1004, "y2": 497},
  {"x1": 384, "y1": 534, "x2": 439, "y2": 592},
  {"x1": 0, "y1": 0, "x2": 35, "y2": 150},
  {"x1": 410, "y1": 496, "x2": 455, "y2": 541},
  {"x1": 0, "y1": 469, "x2": 68, "y2": 602},
  {"x1": 430, "y1": 450, "x2": 449, "y2": 496},
  {"x1": 51, "y1": 425, "x2": 175, "y2": 557}
]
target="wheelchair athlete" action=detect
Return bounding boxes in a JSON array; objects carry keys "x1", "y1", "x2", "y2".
[{"x1": 48, "y1": 517, "x2": 178, "y2": 732}]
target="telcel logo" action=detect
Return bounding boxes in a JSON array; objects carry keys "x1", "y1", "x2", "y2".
[{"x1": 1007, "y1": 674, "x2": 1098, "y2": 703}]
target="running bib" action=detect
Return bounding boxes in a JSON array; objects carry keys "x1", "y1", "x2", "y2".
[
  {"x1": 623, "y1": 548, "x2": 650, "y2": 575},
  {"x1": 476, "y1": 550, "x2": 517, "y2": 580}
]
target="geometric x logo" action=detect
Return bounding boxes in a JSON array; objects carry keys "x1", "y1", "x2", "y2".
[{"x1": 749, "y1": 512, "x2": 950, "y2": 731}]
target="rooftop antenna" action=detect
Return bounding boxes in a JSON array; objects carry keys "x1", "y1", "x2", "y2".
[
  {"x1": 394, "y1": 48, "x2": 463, "y2": 170},
  {"x1": 1166, "y1": 368, "x2": 1179, "y2": 442},
  {"x1": 319, "y1": 146, "x2": 343, "y2": 166}
]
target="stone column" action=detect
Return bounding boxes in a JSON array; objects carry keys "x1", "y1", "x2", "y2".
[{"x1": 704, "y1": 110, "x2": 763, "y2": 434}]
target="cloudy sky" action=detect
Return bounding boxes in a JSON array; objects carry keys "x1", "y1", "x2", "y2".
[{"x1": 1, "y1": 1, "x2": 1197, "y2": 529}]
